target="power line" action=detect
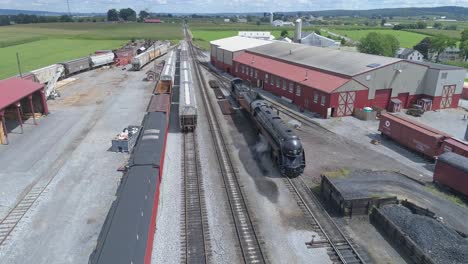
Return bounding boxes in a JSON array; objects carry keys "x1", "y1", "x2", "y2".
[{"x1": 66, "y1": 0, "x2": 71, "y2": 15}]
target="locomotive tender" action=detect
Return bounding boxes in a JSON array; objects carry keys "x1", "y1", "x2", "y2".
[{"x1": 231, "y1": 78, "x2": 305, "y2": 177}]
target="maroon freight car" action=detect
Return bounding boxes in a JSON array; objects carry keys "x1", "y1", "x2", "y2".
[
  {"x1": 379, "y1": 113, "x2": 446, "y2": 158},
  {"x1": 434, "y1": 152, "x2": 468, "y2": 196},
  {"x1": 441, "y1": 137, "x2": 468, "y2": 158},
  {"x1": 147, "y1": 94, "x2": 170, "y2": 113}
]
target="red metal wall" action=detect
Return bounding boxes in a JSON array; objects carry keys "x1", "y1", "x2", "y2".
[
  {"x1": 463, "y1": 87, "x2": 468, "y2": 100},
  {"x1": 434, "y1": 159, "x2": 468, "y2": 196}
]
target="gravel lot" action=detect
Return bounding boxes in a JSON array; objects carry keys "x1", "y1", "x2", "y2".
[
  {"x1": 0, "y1": 65, "x2": 153, "y2": 263},
  {"x1": 381, "y1": 204, "x2": 468, "y2": 264}
]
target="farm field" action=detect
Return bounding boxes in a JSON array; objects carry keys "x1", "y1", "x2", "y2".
[
  {"x1": 0, "y1": 39, "x2": 126, "y2": 79},
  {"x1": 406, "y1": 28, "x2": 462, "y2": 39},
  {"x1": 0, "y1": 22, "x2": 184, "y2": 79},
  {"x1": 330, "y1": 29, "x2": 428, "y2": 48}
]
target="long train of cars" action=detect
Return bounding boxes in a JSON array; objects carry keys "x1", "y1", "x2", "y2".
[
  {"x1": 378, "y1": 112, "x2": 468, "y2": 196},
  {"x1": 19, "y1": 41, "x2": 170, "y2": 87},
  {"x1": 231, "y1": 78, "x2": 305, "y2": 177},
  {"x1": 89, "y1": 47, "x2": 177, "y2": 264}
]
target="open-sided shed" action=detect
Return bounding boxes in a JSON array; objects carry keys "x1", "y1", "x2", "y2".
[{"x1": 0, "y1": 78, "x2": 48, "y2": 144}]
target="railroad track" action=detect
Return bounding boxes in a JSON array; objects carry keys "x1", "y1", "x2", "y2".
[
  {"x1": 181, "y1": 132, "x2": 210, "y2": 264},
  {"x1": 185, "y1": 26, "x2": 266, "y2": 264},
  {"x1": 284, "y1": 177, "x2": 368, "y2": 264}
]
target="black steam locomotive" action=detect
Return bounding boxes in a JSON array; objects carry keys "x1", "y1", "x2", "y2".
[{"x1": 231, "y1": 78, "x2": 306, "y2": 177}]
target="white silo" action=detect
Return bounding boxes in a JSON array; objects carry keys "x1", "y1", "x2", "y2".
[
  {"x1": 270, "y1": 12, "x2": 273, "y2": 24},
  {"x1": 294, "y1": 18, "x2": 302, "y2": 43}
]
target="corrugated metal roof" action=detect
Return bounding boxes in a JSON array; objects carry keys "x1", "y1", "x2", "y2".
[
  {"x1": 246, "y1": 41, "x2": 402, "y2": 76},
  {"x1": 0, "y1": 78, "x2": 43, "y2": 111},
  {"x1": 234, "y1": 52, "x2": 351, "y2": 93},
  {"x1": 210, "y1": 36, "x2": 272, "y2": 52},
  {"x1": 411, "y1": 61, "x2": 465, "y2": 70},
  {"x1": 438, "y1": 152, "x2": 468, "y2": 173}
]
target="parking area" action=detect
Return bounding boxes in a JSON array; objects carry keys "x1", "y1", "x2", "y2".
[{"x1": 0, "y1": 66, "x2": 154, "y2": 263}]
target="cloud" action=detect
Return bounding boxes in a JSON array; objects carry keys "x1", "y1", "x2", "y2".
[{"x1": 2, "y1": 0, "x2": 468, "y2": 13}]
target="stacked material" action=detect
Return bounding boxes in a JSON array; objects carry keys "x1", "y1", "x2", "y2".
[{"x1": 381, "y1": 204, "x2": 468, "y2": 264}]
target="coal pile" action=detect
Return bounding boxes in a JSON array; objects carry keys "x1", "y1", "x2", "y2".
[{"x1": 380, "y1": 204, "x2": 468, "y2": 264}]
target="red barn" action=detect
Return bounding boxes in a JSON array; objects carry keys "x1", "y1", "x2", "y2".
[{"x1": 144, "y1": 19, "x2": 161, "y2": 23}]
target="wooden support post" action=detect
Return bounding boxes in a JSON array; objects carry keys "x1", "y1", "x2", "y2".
[
  {"x1": 16, "y1": 104, "x2": 23, "y2": 134},
  {"x1": 28, "y1": 95, "x2": 37, "y2": 125}
]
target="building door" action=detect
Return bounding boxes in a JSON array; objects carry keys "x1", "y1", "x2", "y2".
[
  {"x1": 373, "y1": 89, "x2": 392, "y2": 109},
  {"x1": 397, "y1": 92, "x2": 409, "y2": 108},
  {"x1": 336, "y1": 91, "x2": 356, "y2": 116},
  {"x1": 440, "y1": 85, "x2": 456, "y2": 109}
]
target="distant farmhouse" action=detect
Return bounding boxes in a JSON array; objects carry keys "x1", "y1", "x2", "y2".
[
  {"x1": 272, "y1": 20, "x2": 294, "y2": 27},
  {"x1": 396, "y1": 48, "x2": 423, "y2": 62}
]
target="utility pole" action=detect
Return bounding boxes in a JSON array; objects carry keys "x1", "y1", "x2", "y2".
[
  {"x1": 66, "y1": 0, "x2": 71, "y2": 16},
  {"x1": 16, "y1": 52, "x2": 23, "y2": 78}
]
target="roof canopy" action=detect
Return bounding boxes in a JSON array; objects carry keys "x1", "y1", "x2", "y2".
[
  {"x1": 246, "y1": 42, "x2": 401, "y2": 77},
  {"x1": 210, "y1": 36, "x2": 271, "y2": 52},
  {"x1": 234, "y1": 52, "x2": 350, "y2": 93},
  {"x1": 0, "y1": 78, "x2": 43, "y2": 111}
]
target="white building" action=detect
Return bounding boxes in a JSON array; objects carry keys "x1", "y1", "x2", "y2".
[
  {"x1": 238, "y1": 18, "x2": 247, "y2": 23},
  {"x1": 238, "y1": 31, "x2": 275, "y2": 40},
  {"x1": 272, "y1": 20, "x2": 294, "y2": 27},
  {"x1": 223, "y1": 18, "x2": 230, "y2": 23},
  {"x1": 299, "y1": 32, "x2": 341, "y2": 48},
  {"x1": 396, "y1": 48, "x2": 423, "y2": 62}
]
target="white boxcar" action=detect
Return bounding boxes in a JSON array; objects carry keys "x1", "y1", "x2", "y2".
[
  {"x1": 31, "y1": 64, "x2": 65, "y2": 84},
  {"x1": 179, "y1": 44, "x2": 197, "y2": 131},
  {"x1": 160, "y1": 50, "x2": 176, "y2": 83},
  {"x1": 90, "y1": 53, "x2": 115, "y2": 68}
]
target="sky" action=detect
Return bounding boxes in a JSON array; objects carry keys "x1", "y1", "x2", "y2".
[{"x1": 0, "y1": 0, "x2": 468, "y2": 13}]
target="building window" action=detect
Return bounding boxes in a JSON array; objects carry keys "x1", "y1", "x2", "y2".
[
  {"x1": 289, "y1": 82, "x2": 294, "y2": 93},
  {"x1": 313, "y1": 92, "x2": 318, "y2": 103},
  {"x1": 366, "y1": 74, "x2": 372, "y2": 81},
  {"x1": 270, "y1": 75, "x2": 274, "y2": 85},
  {"x1": 241, "y1": 65, "x2": 244, "y2": 74},
  {"x1": 254, "y1": 70, "x2": 258, "y2": 79},
  {"x1": 296, "y1": 84, "x2": 301, "y2": 96},
  {"x1": 441, "y1": 72, "x2": 448, "y2": 79},
  {"x1": 321, "y1": 95, "x2": 326, "y2": 106},
  {"x1": 250, "y1": 67, "x2": 254, "y2": 77},
  {"x1": 282, "y1": 80, "x2": 286, "y2": 90},
  {"x1": 265, "y1": 73, "x2": 269, "y2": 83},
  {"x1": 235, "y1": 63, "x2": 238, "y2": 73},
  {"x1": 276, "y1": 77, "x2": 280, "y2": 88}
]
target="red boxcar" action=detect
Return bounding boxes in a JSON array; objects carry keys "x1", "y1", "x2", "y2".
[
  {"x1": 147, "y1": 94, "x2": 170, "y2": 113},
  {"x1": 379, "y1": 113, "x2": 446, "y2": 158},
  {"x1": 462, "y1": 86, "x2": 468, "y2": 100},
  {"x1": 434, "y1": 152, "x2": 468, "y2": 196},
  {"x1": 441, "y1": 137, "x2": 468, "y2": 158}
]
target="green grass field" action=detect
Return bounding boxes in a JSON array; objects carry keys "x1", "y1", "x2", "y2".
[
  {"x1": 0, "y1": 22, "x2": 184, "y2": 79},
  {"x1": 405, "y1": 28, "x2": 462, "y2": 39},
  {"x1": 0, "y1": 39, "x2": 126, "y2": 79},
  {"x1": 331, "y1": 29, "x2": 428, "y2": 48}
]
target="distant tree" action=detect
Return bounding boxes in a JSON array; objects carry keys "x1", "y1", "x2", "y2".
[
  {"x1": 414, "y1": 37, "x2": 432, "y2": 59},
  {"x1": 0, "y1": 16, "x2": 10, "y2": 26},
  {"x1": 60, "y1": 15, "x2": 73, "y2": 22},
  {"x1": 92, "y1": 19, "x2": 97, "y2": 23},
  {"x1": 444, "y1": 25, "x2": 457, "y2": 30},
  {"x1": 280, "y1": 30, "x2": 289, "y2": 37},
  {"x1": 393, "y1": 24, "x2": 404, "y2": 30},
  {"x1": 460, "y1": 40, "x2": 468, "y2": 61},
  {"x1": 314, "y1": 29, "x2": 321, "y2": 35},
  {"x1": 107, "y1": 9, "x2": 119, "y2": 21},
  {"x1": 340, "y1": 38, "x2": 346, "y2": 45},
  {"x1": 246, "y1": 16, "x2": 254, "y2": 22},
  {"x1": 416, "y1": 21, "x2": 427, "y2": 29},
  {"x1": 430, "y1": 34, "x2": 457, "y2": 62},
  {"x1": 462, "y1": 29, "x2": 468, "y2": 42},
  {"x1": 256, "y1": 21, "x2": 261, "y2": 26},
  {"x1": 139, "y1": 10, "x2": 150, "y2": 20},
  {"x1": 119, "y1": 8, "x2": 137, "y2": 21},
  {"x1": 380, "y1": 19, "x2": 386, "y2": 26},
  {"x1": 230, "y1": 17, "x2": 238, "y2": 23},
  {"x1": 433, "y1": 22, "x2": 443, "y2": 29},
  {"x1": 358, "y1": 32, "x2": 400, "y2": 57}
]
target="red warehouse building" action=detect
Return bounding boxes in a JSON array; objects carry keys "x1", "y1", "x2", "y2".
[{"x1": 212, "y1": 40, "x2": 466, "y2": 118}]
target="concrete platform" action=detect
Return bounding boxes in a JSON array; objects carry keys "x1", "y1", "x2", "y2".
[{"x1": 0, "y1": 66, "x2": 154, "y2": 263}]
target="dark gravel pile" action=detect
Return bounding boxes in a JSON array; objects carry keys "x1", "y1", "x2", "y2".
[{"x1": 380, "y1": 204, "x2": 468, "y2": 264}]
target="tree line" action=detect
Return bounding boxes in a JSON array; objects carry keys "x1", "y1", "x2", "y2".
[
  {"x1": 106, "y1": 8, "x2": 172, "y2": 22},
  {"x1": 0, "y1": 14, "x2": 75, "y2": 26}
]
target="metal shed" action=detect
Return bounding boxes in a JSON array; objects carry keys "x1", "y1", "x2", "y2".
[{"x1": 0, "y1": 78, "x2": 48, "y2": 144}]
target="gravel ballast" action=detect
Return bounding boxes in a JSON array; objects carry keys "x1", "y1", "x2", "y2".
[{"x1": 380, "y1": 204, "x2": 468, "y2": 264}]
